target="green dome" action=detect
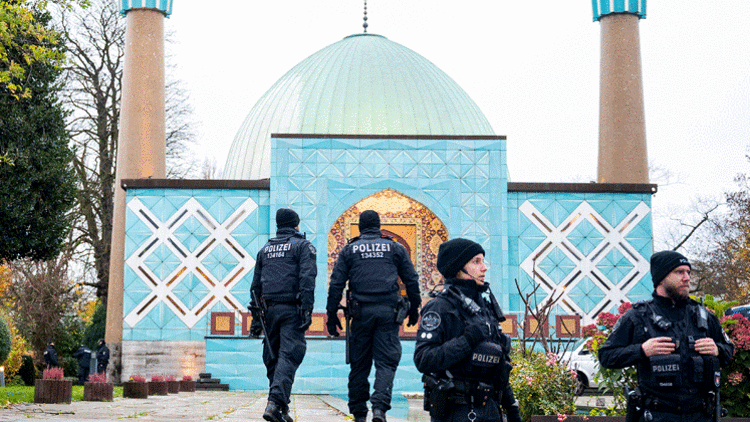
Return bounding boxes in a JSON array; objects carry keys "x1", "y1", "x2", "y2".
[{"x1": 223, "y1": 33, "x2": 495, "y2": 180}]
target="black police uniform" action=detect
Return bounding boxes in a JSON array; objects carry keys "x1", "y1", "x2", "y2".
[
  {"x1": 250, "y1": 227, "x2": 317, "y2": 415},
  {"x1": 96, "y1": 341, "x2": 110, "y2": 374},
  {"x1": 599, "y1": 293, "x2": 734, "y2": 422},
  {"x1": 44, "y1": 343, "x2": 58, "y2": 368},
  {"x1": 414, "y1": 277, "x2": 521, "y2": 422},
  {"x1": 73, "y1": 345, "x2": 92, "y2": 385},
  {"x1": 327, "y1": 226, "x2": 421, "y2": 419}
]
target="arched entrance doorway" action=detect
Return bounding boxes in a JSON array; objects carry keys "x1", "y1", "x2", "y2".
[{"x1": 327, "y1": 189, "x2": 449, "y2": 313}]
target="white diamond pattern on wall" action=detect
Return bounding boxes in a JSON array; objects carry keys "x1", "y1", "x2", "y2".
[
  {"x1": 123, "y1": 196, "x2": 258, "y2": 329},
  {"x1": 519, "y1": 200, "x2": 651, "y2": 324}
]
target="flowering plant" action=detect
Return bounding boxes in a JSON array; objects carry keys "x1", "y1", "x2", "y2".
[
  {"x1": 581, "y1": 302, "x2": 637, "y2": 416},
  {"x1": 42, "y1": 367, "x2": 64, "y2": 380},
  {"x1": 87, "y1": 372, "x2": 109, "y2": 383},
  {"x1": 150, "y1": 375, "x2": 164, "y2": 382},
  {"x1": 165, "y1": 375, "x2": 176, "y2": 382},
  {"x1": 510, "y1": 348, "x2": 577, "y2": 422},
  {"x1": 129, "y1": 374, "x2": 145, "y2": 383},
  {"x1": 718, "y1": 313, "x2": 750, "y2": 417},
  {"x1": 182, "y1": 375, "x2": 193, "y2": 381}
]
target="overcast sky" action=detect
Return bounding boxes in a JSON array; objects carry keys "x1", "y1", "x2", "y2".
[{"x1": 163, "y1": 1, "x2": 750, "y2": 249}]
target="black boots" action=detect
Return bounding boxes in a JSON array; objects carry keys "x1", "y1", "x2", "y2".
[
  {"x1": 263, "y1": 401, "x2": 285, "y2": 422},
  {"x1": 353, "y1": 416, "x2": 367, "y2": 422},
  {"x1": 372, "y1": 408, "x2": 387, "y2": 422}
]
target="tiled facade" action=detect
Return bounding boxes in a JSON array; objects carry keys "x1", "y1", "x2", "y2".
[{"x1": 121, "y1": 135, "x2": 654, "y2": 391}]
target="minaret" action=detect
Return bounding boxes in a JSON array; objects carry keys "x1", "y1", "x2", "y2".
[
  {"x1": 105, "y1": 0, "x2": 171, "y2": 382},
  {"x1": 593, "y1": 0, "x2": 648, "y2": 184}
]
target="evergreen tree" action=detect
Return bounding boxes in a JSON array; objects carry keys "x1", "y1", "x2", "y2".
[
  {"x1": 0, "y1": 316, "x2": 11, "y2": 365},
  {"x1": 0, "y1": 8, "x2": 77, "y2": 262}
]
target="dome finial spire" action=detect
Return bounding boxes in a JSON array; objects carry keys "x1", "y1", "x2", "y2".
[{"x1": 363, "y1": 0, "x2": 368, "y2": 33}]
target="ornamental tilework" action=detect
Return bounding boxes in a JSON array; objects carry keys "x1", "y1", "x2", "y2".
[
  {"x1": 271, "y1": 136, "x2": 508, "y2": 309},
  {"x1": 508, "y1": 192, "x2": 653, "y2": 325},
  {"x1": 123, "y1": 189, "x2": 270, "y2": 340}
]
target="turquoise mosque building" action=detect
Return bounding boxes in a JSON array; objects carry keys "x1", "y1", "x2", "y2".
[{"x1": 116, "y1": 0, "x2": 654, "y2": 393}]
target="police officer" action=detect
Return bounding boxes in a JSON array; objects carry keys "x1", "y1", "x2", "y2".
[
  {"x1": 599, "y1": 251, "x2": 734, "y2": 422},
  {"x1": 73, "y1": 344, "x2": 92, "y2": 385},
  {"x1": 43, "y1": 342, "x2": 58, "y2": 369},
  {"x1": 326, "y1": 210, "x2": 421, "y2": 422},
  {"x1": 414, "y1": 238, "x2": 521, "y2": 422},
  {"x1": 250, "y1": 208, "x2": 317, "y2": 422},
  {"x1": 96, "y1": 339, "x2": 109, "y2": 374}
]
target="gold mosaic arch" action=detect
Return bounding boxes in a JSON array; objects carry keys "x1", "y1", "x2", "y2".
[{"x1": 327, "y1": 189, "x2": 449, "y2": 303}]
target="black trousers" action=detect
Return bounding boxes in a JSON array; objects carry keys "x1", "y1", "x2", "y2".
[
  {"x1": 77, "y1": 366, "x2": 90, "y2": 386},
  {"x1": 348, "y1": 303, "x2": 401, "y2": 417},
  {"x1": 97, "y1": 362, "x2": 107, "y2": 374},
  {"x1": 262, "y1": 304, "x2": 306, "y2": 410}
]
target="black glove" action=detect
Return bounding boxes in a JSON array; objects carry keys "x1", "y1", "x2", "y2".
[
  {"x1": 464, "y1": 322, "x2": 489, "y2": 348},
  {"x1": 249, "y1": 317, "x2": 263, "y2": 338},
  {"x1": 298, "y1": 308, "x2": 312, "y2": 331},
  {"x1": 506, "y1": 403, "x2": 522, "y2": 422},
  {"x1": 407, "y1": 307, "x2": 420, "y2": 327},
  {"x1": 326, "y1": 311, "x2": 342, "y2": 337}
]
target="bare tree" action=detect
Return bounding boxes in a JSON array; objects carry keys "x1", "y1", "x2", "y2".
[
  {"x1": 2, "y1": 250, "x2": 84, "y2": 369},
  {"x1": 56, "y1": 0, "x2": 198, "y2": 301}
]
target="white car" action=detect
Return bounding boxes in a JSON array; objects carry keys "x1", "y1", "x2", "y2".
[{"x1": 558, "y1": 338, "x2": 599, "y2": 395}]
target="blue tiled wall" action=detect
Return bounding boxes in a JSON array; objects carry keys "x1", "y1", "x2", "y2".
[
  {"x1": 507, "y1": 191, "x2": 653, "y2": 326},
  {"x1": 123, "y1": 188, "x2": 270, "y2": 340},
  {"x1": 207, "y1": 337, "x2": 422, "y2": 393}
]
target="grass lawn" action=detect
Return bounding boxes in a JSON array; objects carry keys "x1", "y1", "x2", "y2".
[{"x1": 0, "y1": 384, "x2": 124, "y2": 406}]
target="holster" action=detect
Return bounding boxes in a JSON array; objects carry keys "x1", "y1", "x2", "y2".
[
  {"x1": 347, "y1": 294, "x2": 361, "y2": 319},
  {"x1": 395, "y1": 297, "x2": 409, "y2": 324},
  {"x1": 625, "y1": 387, "x2": 644, "y2": 422},
  {"x1": 422, "y1": 374, "x2": 454, "y2": 419}
]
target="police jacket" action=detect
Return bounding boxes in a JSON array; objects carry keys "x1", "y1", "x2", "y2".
[
  {"x1": 97, "y1": 344, "x2": 110, "y2": 366},
  {"x1": 73, "y1": 346, "x2": 92, "y2": 367},
  {"x1": 251, "y1": 228, "x2": 317, "y2": 309},
  {"x1": 327, "y1": 227, "x2": 420, "y2": 311},
  {"x1": 44, "y1": 345, "x2": 58, "y2": 367},
  {"x1": 413, "y1": 278, "x2": 517, "y2": 409},
  {"x1": 599, "y1": 292, "x2": 734, "y2": 408}
]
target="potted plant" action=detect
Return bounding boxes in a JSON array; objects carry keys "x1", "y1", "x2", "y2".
[
  {"x1": 166, "y1": 375, "x2": 180, "y2": 394},
  {"x1": 123, "y1": 374, "x2": 149, "y2": 399},
  {"x1": 148, "y1": 375, "x2": 168, "y2": 396},
  {"x1": 179, "y1": 375, "x2": 196, "y2": 392},
  {"x1": 83, "y1": 372, "x2": 113, "y2": 401},
  {"x1": 34, "y1": 368, "x2": 73, "y2": 404}
]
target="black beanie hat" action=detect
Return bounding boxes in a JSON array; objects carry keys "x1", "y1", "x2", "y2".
[
  {"x1": 359, "y1": 210, "x2": 380, "y2": 231},
  {"x1": 650, "y1": 250, "x2": 691, "y2": 288},
  {"x1": 276, "y1": 208, "x2": 300, "y2": 229},
  {"x1": 437, "y1": 238, "x2": 485, "y2": 279}
]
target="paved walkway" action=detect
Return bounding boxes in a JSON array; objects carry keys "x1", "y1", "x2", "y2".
[{"x1": 0, "y1": 392, "x2": 612, "y2": 421}]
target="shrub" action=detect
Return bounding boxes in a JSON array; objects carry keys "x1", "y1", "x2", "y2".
[
  {"x1": 510, "y1": 348, "x2": 577, "y2": 421},
  {"x1": 0, "y1": 316, "x2": 10, "y2": 365},
  {"x1": 87, "y1": 372, "x2": 108, "y2": 383},
  {"x1": 182, "y1": 375, "x2": 193, "y2": 381},
  {"x1": 18, "y1": 355, "x2": 36, "y2": 385},
  {"x1": 718, "y1": 313, "x2": 750, "y2": 417},
  {"x1": 43, "y1": 367, "x2": 64, "y2": 380},
  {"x1": 129, "y1": 374, "x2": 145, "y2": 383},
  {"x1": 82, "y1": 302, "x2": 106, "y2": 349},
  {"x1": 60, "y1": 355, "x2": 77, "y2": 380},
  {"x1": 165, "y1": 375, "x2": 176, "y2": 382},
  {"x1": 150, "y1": 375, "x2": 164, "y2": 382}
]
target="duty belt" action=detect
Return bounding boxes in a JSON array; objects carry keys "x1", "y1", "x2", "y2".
[
  {"x1": 449, "y1": 379, "x2": 495, "y2": 406},
  {"x1": 648, "y1": 398, "x2": 705, "y2": 414}
]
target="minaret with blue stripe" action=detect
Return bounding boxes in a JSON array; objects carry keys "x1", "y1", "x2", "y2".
[
  {"x1": 593, "y1": 0, "x2": 649, "y2": 184},
  {"x1": 106, "y1": 0, "x2": 170, "y2": 383}
]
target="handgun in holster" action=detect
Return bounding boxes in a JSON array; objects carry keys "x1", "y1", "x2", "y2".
[
  {"x1": 395, "y1": 296, "x2": 409, "y2": 325},
  {"x1": 625, "y1": 387, "x2": 644, "y2": 422},
  {"x1": 422, "y1": 374, "x2": 454, "y2": 419}
]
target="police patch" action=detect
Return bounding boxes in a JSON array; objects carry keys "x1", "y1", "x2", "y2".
[
  {"x1": 421, "y1": 311, "x2": 441, "y2": 331},
  {"x1": 308, "y1": 244, "x2": 317, "y2": 255}
]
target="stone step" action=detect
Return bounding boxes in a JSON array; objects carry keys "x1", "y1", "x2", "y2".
[
  {"x1": 198, "y1": 373, "x2": 212, "y2": 379},
  {"x1": 195, "y1": 383, "x2": 229, "y2": 391},
  {"x1": 197, "y1": 378, "x2": 221, "y2": 384}
]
